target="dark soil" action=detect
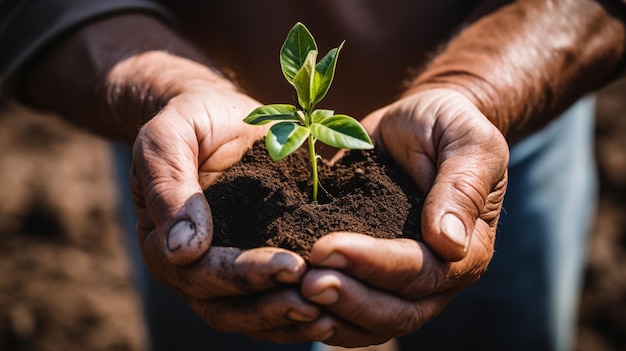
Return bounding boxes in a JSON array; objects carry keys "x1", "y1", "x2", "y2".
[{"x1": 206, "y1": 142, "x2": 424, "y2": 259}]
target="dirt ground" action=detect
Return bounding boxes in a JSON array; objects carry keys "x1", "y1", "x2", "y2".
[
  {"x1": 575, "y1": 78, "x2": 626, "y2": 351},
  {"x1": 0, "y1": 77, "x2": 625, "y2": 351},
  {"x1": 0, "y1": 105, "x2": 146, "y2": 350}
]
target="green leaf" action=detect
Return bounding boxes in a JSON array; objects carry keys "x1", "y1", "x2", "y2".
[
  {"x1": 312, "y1": 42, "x2": 343, "y2": 106},
  {"x1": 266, "y1": 122, "x2": 310, "y2": 161},
  {"x1": 243, "y1": 104, "x2": 299, "y2": 125},
  {"x1": 293, "y1": 50, "x2": 317, "y2": 111},
  {"x1": 310, "y1": 114, "x2": 374, "y2": 149},
  {"x1": 311, "y1": 109, "x2": 334, "y2": 124},
  {"x1": 280, "y1": 22, "x2": 317, "y2": 84}
]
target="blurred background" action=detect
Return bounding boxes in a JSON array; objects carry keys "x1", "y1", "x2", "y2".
[{"x1": 0, "y1": 77, "x2": 625, "y2": 351}]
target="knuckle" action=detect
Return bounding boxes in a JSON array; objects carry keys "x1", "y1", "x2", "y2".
[
  {"x1": 397, "y1": 306, "x2": 427, "y2": 335},
  {"x1": 404, "y1": 263, "x2": 447, "y2": 299}
]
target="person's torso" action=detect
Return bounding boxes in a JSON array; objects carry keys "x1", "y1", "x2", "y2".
[{"x1": 161, "y1": 0, "x2": 479, "y2": 116}]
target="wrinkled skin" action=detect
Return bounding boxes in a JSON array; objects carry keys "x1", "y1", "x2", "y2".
[
  {"x1": 12, "y1": 0, "x2": 624, "y2": 347},
  {"x1": 301, "y1": 89, "x2": 509, "y2": 346},
  {"x1": 130, "y1": 74, "x2": 508, "y2": 345}
]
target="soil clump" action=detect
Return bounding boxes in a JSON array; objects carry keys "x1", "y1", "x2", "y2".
[{"x1": 206, "y1": 141, "x2": 424, "y2": 259}]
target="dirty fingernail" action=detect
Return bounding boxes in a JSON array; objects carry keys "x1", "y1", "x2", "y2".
[
  {"x1": 317, "y1": 252, "x2": 348, "y2": 269},
  {"x1": 167, "y1": 219, "x2": 195, "y2": 252},
  {"x1": 308, "y1": 288, "x2": 339, "y2": 305},
  {"x1": 440, "y1": 213, "x2": 467, "y2": 248}
]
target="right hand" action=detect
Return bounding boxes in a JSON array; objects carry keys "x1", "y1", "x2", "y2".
[
  {"x1": 298, "y1": 88, "x2": 510, "y2": 346},
  {"x1": 126, "y1": 52, "x2": 324, "y2": 343}
]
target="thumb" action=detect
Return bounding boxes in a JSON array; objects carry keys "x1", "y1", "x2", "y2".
[
  {"x1": 421, "y1": 138, "x2": 508, "y2": 262},
  {"x1": 421, "y1": 162, "x2": 479, "y2": 262},
  {"x1": 131, "y1": 113, "x2": 212, "y2": 266}
]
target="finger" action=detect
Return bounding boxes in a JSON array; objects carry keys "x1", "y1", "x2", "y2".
[
  {"x1": 132, "y1": 110, "x2": 211, "y2": 266},
  {"x1": 317, "y1": 294, "x2": 451, "y2": 348},
  {"x1": 310, "y1": 234, "x2": 437, "y2": 298},
  {"x1": 420, "y1": 107, "x2": 508, "y2": 261},
  {"x1": 141, "y1": 237, "x2": 308, "y2": 299},
  {"x1": 188, "y1": 288, "x2": 321, "y2": 335},
  {"x1": 301, "y1": 270, "x2": 456, "y2": 347},
  {"x1": 246, "y1": 315, "x2": 336, "y2": 344},
  {"x1": 309, "y1": 233, "x2": 488, "y2": 299},
  {"x1": 302, "y1": 269, "x2": 443, "y2": 333},
  {"x1": 306, "y1": 316, "x2": 391, "y2": 348},
  {"x1": 181, "y1": 246, "x2": 309, "y2": 298}
]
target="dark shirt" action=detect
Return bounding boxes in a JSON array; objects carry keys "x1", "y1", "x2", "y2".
[{"x1": 0, "y1": 0, "x2": 170, "y2": 97}]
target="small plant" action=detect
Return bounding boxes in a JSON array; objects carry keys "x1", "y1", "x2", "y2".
[{"x1": 243, "y1": 22, "x2": 373, "y2": 202}]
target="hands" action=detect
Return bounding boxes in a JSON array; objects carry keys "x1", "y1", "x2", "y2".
[
  {"x1": 364, "y1": 88, "x2": 509, "y2": 261},
  {"x1": 127, "y1": 51, "x2": 508, "y2": 345},
  {"x1": 300, "y1": 88, "x2": 509, "y2": 346}
]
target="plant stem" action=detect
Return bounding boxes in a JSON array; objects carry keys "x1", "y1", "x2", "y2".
[{"x1": 308, "y1": 135, "x2": 318, "y2": 202}]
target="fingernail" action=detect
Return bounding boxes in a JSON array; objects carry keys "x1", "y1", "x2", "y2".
[
  {"x1": 440, "y1": 213, "x2": 467, "y2": 248},
  {"x1": 276, "y1": 269, "x2": 300, "y2": 284},
  {"x1": 287, "y1": 309, "x2": 316, "y2": 322},
  {"x1": 317, "y1": 252, "x2": 348, "y2": 269},
  {"x1": 308, "y1": 288, "x2": 339, "y2": 305},
  {"x1": 167, "y1": 219, "x2": 196, "y2": 252}
]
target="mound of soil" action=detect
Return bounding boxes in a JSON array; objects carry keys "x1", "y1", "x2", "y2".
[{"x1": 206, "y1": 142, "x2": 424, "y2": 259}]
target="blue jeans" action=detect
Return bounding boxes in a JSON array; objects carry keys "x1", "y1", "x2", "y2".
[{"x1": 113, "y1": 97, "x2": 596, "y2": 351}]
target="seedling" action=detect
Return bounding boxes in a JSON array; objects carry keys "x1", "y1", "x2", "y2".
[{"x1": 243, "y1": 22, "x2": 373, "y2": 202}]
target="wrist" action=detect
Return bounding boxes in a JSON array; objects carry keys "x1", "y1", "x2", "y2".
[
  {"x1": 404, "y1": 77, "x2": 513, "y2": 140},
  {"x1": 405, "y1": 0, "x2": 626, "y2": 143},
  {"x1": 21, "y1": 12, "x2": 229, "y2": 143},
  {"x1": 105, "y1": 51, "x2": 240, "y2": 139}
]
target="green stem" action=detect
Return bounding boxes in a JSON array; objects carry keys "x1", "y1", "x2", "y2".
[{"x1": 308, "y1": 135, "x2": 318, "y2": 202}]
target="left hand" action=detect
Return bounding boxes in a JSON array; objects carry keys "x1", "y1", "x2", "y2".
[
  {"x1": 127, "y1": 52, "x2": 322, "y2": 342},
  {"x1": 298, "y1": 88, "x2": 509, "y2": 346}
]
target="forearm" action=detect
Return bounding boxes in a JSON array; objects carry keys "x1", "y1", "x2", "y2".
[
  {"x1": 407, "y1": 0, "x2": 626, "y2": 142},
  {"x1": 22, "y1": 13, "x2": 237, "y2": 143}
]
